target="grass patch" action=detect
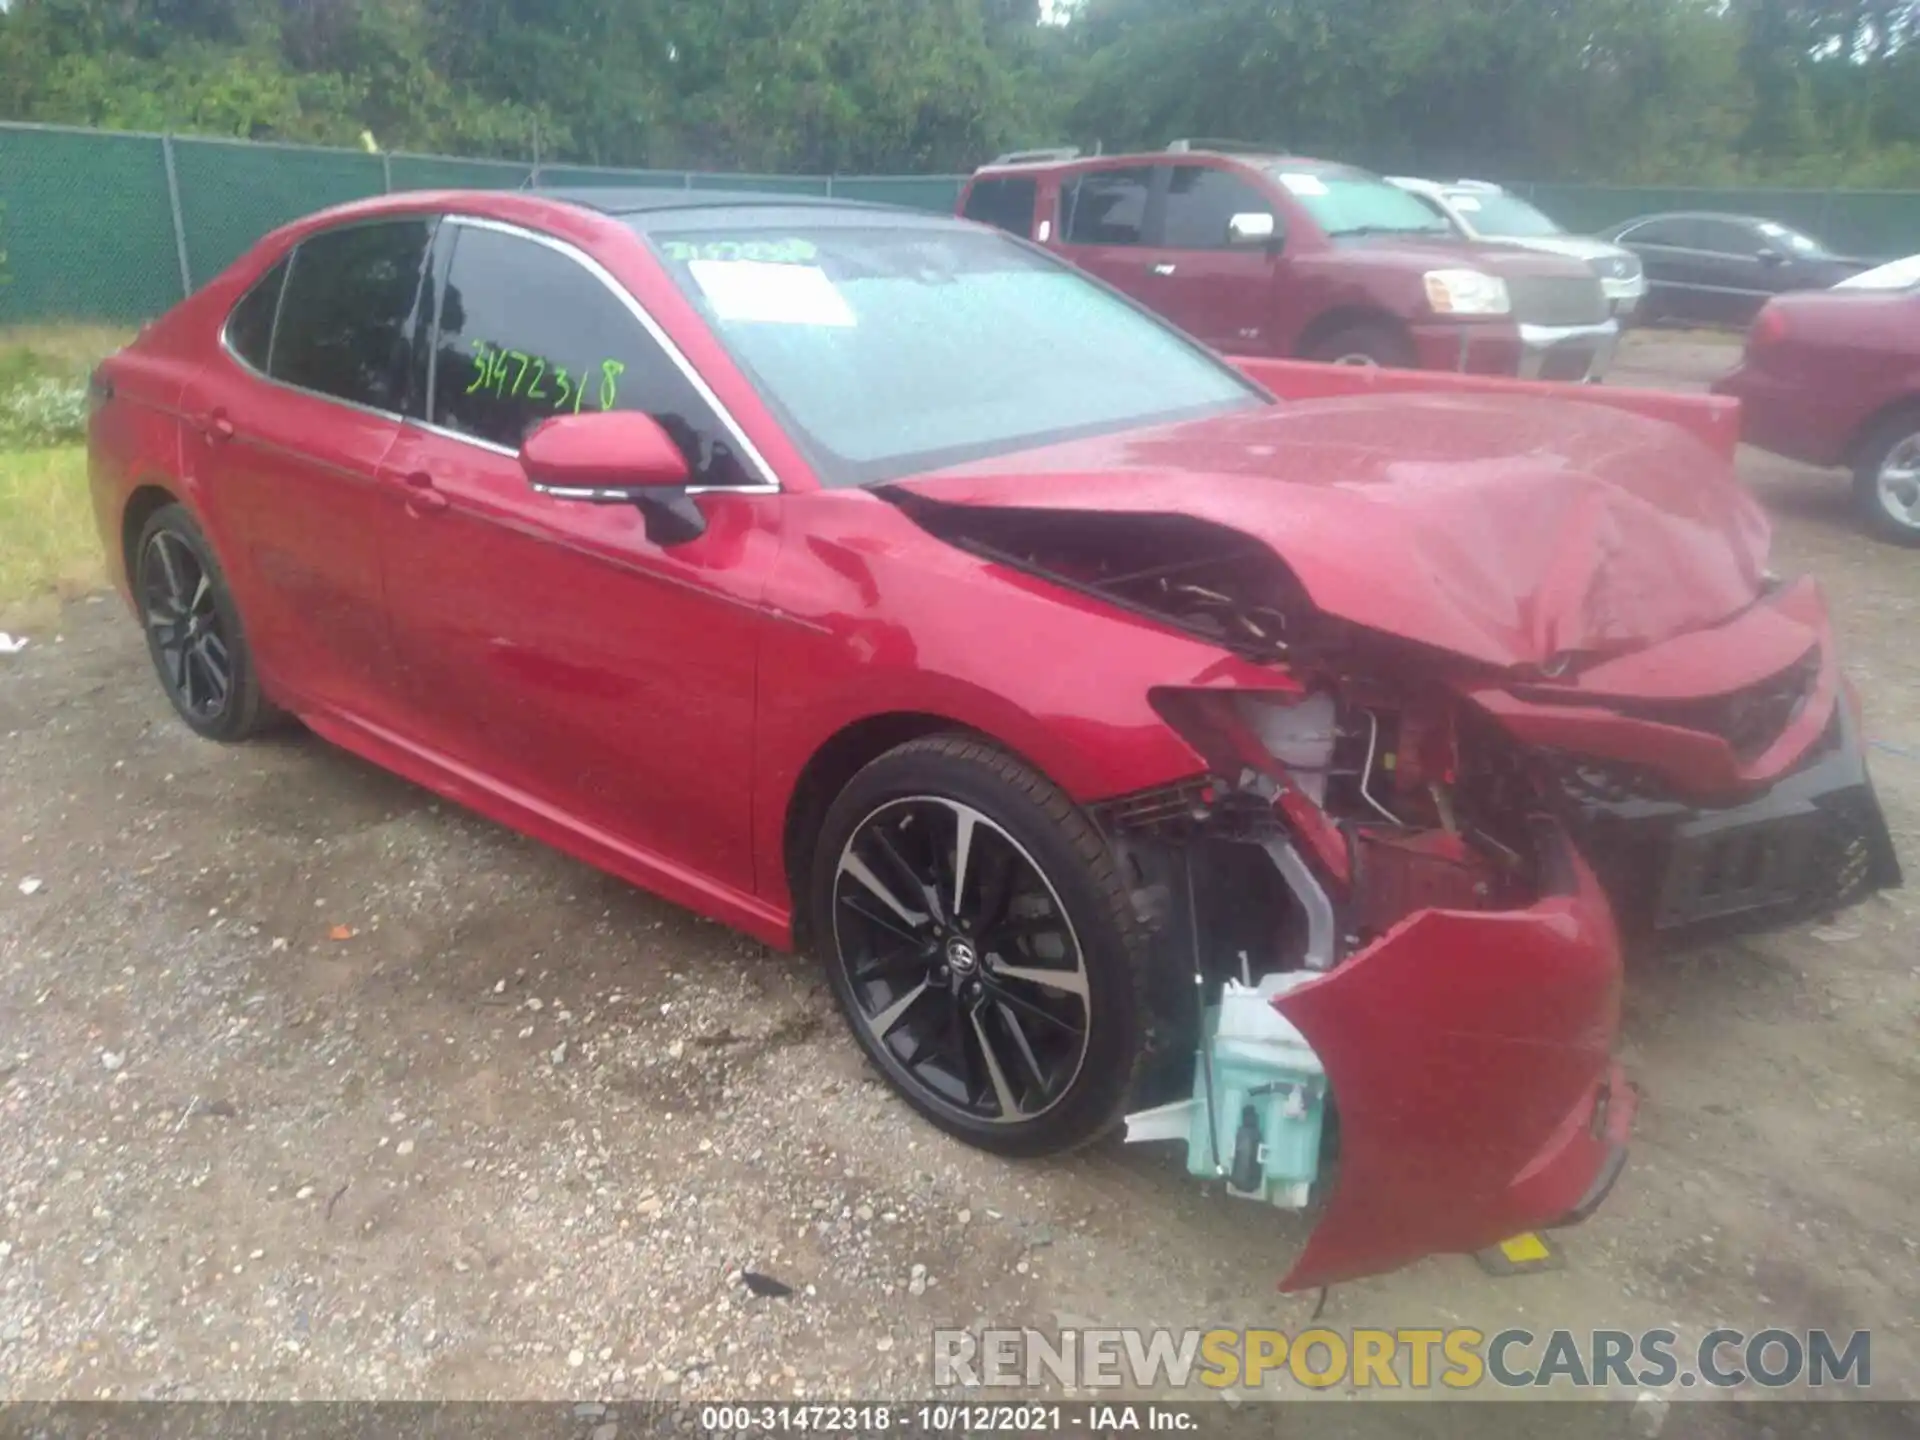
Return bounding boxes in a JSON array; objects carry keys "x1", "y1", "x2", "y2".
[
  {"x1": 0, "y1": 325, "x2": 131, "y2": 619},
  {"x1": 0, "y1": 324, "x2": 135, "y2": 382},
  {"x1": 0, "y1": 323, "x2": 135, "y2": 449},
  {"x1": 0, "y1": 446, "x2": 103, "y2": 621}
]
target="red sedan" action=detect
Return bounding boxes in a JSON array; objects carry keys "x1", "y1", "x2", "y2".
[
  {"x1": 1713, "y1": 280, "x2": 1920, "y2": 545},
  {"x1": 87, "y1": 190, "x2": 1899, "y2": 1290}
]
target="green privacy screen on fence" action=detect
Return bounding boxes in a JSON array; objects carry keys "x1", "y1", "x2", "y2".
[
  {"x1": 3, "y1": 120, "x2": 1919, "y2": 324},
  {"x1": 0, "y1": 122, "x2": 971, "y2": 324}
]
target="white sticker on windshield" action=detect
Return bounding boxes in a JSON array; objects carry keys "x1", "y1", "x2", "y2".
[
  {"x1": 1451, "y1": 195, "x2": 1483, "y2": 212},
  {"x1": 687, "y1": 259, "x2": 856, "y2": 327},
  {"x1": 1277, "y1": 172, "x2": 1330, "y2": 197}
]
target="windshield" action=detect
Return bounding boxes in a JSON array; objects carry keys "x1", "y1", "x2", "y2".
[
  {"x1": 1444, "y1": 190, "x2": 1563, "y2": 239},
  {"x1": 1756, "y1": 220, "x2": 1832, "y2": 257},
  {"x1": 1268, "y1": 167, "x2": 1454, "y2": 238},
  {"x1": 647, "y1": 225, "x2": 1264, "y2": 487}
]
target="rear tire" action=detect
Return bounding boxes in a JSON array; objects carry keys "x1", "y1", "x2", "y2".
[
  {"x1": 1852, "y1": 410, "x2": 1920, "y2": 548},
  {"x1": 134, "y1": 504, "x2": 281, "y2": 740},
  {"x1": 809, "y1": 735, "x2": 1149, "y2": 1158},
  {"x1": 1304, "y1": 322, "x2": 1416, "y2": 369}
]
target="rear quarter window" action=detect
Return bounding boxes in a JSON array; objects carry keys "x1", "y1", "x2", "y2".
[
  {"x1": 962, "y1": 177, "x2": 1040, "y2": 238},
  {"x1": 224, "y1": 258, "x2": 288, "y2": 373}
]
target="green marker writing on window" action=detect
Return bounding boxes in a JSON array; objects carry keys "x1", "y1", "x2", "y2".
[{"x1": 463, "y1": 342, "x2": 623, "y2": 414}]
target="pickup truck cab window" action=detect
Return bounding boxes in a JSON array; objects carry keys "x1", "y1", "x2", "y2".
[{"x1": 1162, "y1": 166, "x2": 1276, "y2": 249}]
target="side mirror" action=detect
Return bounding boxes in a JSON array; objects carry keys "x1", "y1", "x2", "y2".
[
  {"x1": 1228, "y1": 211, "x2": 1280, "y2": 249},
  {"x1": 521, "y1": 410, "x2": 690, "y2": 501},
  {"x1": 522, "y1": 410, "x2": 712, "y2": 545},
  {"x1": 1756, "y1": 246, "x2": 1786, "y2": 267}
]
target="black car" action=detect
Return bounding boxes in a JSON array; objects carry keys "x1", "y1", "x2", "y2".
[{"x1": 1601, "y1": 211, "x2": 1868, "y2": 327}]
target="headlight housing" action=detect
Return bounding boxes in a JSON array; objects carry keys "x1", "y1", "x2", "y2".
[{"x1": 1423, "y1": 269, "x2": 1511, "y2": 316}]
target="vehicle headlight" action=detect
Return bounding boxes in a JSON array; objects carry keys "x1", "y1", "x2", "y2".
[{"x1": 1423, "y1": 269, "x2": 1511, "y2": 316}]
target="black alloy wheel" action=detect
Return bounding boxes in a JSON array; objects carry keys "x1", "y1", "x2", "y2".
[
  {"x1": 134, "y1": 504, "x2": 277, "y2": 741},
  {"x1": 813, "y1": 737, "x2": 1148, "y2": 1157}
]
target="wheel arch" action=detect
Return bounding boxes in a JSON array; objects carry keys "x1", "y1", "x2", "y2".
[
  {"x1": 1295, "y1": 306, "x2": 1413, "y2": 360},
  {"x1": 782, "y1": 711, "x2": 989, "y2": 949},
  {"x1": 120, "y1": 481, "x2": 184, "y2": 593},
  {"x1": 1845, "y1": 394, "x2": 1920, "y2": 470}
]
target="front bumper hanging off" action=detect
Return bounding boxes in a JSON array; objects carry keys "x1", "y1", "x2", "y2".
[{"x1": 1268, "y1": 827, "x2": 1633, "y2": 1291}]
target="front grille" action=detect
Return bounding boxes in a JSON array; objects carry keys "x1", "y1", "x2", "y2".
[
  {"x1": 1553, "y1": 707, "x2": 1900, "y2": 948},
  {"x1": 1507, "y1": 273, "x2": 1609, "y2": 327}
]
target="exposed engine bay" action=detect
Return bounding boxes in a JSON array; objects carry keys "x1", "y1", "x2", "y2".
[{"x1": 889, "y1": 491, "x2": 1902, "y2": 1216}]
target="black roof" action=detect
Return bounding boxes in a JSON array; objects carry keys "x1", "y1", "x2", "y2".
[{"x1": 529, "y1": 187, "x2": 914, "y2": 225}]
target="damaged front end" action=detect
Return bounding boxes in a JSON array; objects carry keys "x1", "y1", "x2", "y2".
[
  {"x1": 1094, "y1": 683, "x2": 1636, "y2": 1291},
  {"x1": 889, "y1": 488, "x2": 1896, "y2": 1290}
]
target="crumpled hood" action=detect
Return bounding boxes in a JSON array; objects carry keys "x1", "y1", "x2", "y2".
[{"x1": 893, "y1": 395, "x2": 1772, "y2": 671}]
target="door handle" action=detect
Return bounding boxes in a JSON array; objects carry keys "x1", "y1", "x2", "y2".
[
  {"x1": 196, "y1": 408, "x2": 235, "y2": 443},
  {"x1": 402, "y1": 470, "x2": 449, "y2": 516},
  {"x1": 1152, "y1": 263, "x2": 1178, "y2": 277}
]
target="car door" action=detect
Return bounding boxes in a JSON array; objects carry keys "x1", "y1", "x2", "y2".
[
  {"x1": 1146, "y1": 163, "x2": 1285, "y2": 354},
  {"x1": 374, "y1": 216, "x2": 779, "y2": 898},
  {"x1": 1056, "y1": 165, "x2": 1164, "y2": 306},
  {"x1": 1617, "y1": 217, "x2": 1697, "y2": 320},
  {"x1": 1689, "y1": 217, "x2": 1773, "y2": 325},
  {"x1": 179, "y1": 218, "x2": 433, "y2": 725}
]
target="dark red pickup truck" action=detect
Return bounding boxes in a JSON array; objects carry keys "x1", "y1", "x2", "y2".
[{"x1": 958, "y1": 143, "x2": 1619, "y2": 382}]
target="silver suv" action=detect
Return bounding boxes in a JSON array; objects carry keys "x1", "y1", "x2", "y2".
[{"x1": 1389, "y1": 177, "x2": 1647, "y2": 318}]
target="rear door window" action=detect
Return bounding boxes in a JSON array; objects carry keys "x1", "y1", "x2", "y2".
[
  {"x1": 962, "y1": 177, "x2": 1040, "y2": 238},
  {"x1": 271, "y1": 220, "x2": 433, "y2": 412},
  {"x1": 426, "y1": 221, "x2": 755, "y2": 489},
  {"x1": 1063, "y1": 168, "x2": 1155, "y2": 246}
]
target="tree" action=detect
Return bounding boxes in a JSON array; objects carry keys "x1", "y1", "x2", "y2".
[{"x1": 1, "y1": 0, "x2": 1918, "y2": 183}]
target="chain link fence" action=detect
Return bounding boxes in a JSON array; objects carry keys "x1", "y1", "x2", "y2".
[
  {"x1": 3, "y1": 120, "x2": 1918, "y2": 326},
  {"x1": 0, "y1": 122, "x2": 969, "y2": 325},
  {"x1": 1518, "y1": 182, "x2": 1920, "y2": 259}
]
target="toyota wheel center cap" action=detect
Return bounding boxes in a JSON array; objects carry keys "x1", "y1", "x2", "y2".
[{"x1": 945, "y1": 937, "x2": 979, "y2": 975}]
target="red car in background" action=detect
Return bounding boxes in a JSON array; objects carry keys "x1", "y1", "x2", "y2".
[
  {"x1": 959, "y1": 144, "x2": 1621, "y2": 381},
  {"x1": 1713, "y1": 280, "x2": 1920, "y2": 545},
  {"x1": 87, "y1": 190, "x2": 1898, "y2": 1291}
]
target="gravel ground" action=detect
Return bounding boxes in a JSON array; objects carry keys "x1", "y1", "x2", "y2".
[{"x1": 0, "y1": 331, "x2": 1915, "y2": 1413}]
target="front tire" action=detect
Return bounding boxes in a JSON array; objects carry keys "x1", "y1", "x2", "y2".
[
  {"x1": 134, "y1": 503, "x2": 279, "y2": 741},
  {"x1": 1853, "y1": 411, "x2": 1920, "y2": 548},
  {"x1": 809, "y1": 736, "x2": 1149, "y2": 1157},
  {"x1": 1304, "y1": 321, "x2": 1415, "y2": 369}
]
